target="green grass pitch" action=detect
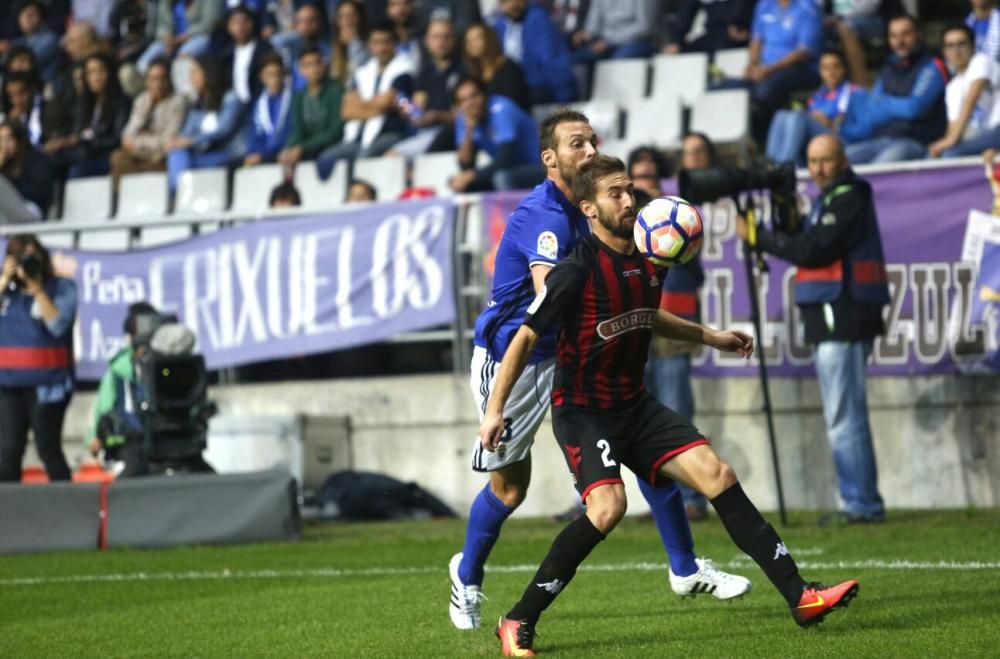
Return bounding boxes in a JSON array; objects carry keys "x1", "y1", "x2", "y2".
[{"x1": 2, "y1": 510, "x2": 999, "y2": 657}]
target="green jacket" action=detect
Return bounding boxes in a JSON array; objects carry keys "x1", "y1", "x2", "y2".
[
  {"x1": 288, "y1": 79, "x2": 345, "y2": 158},
  {"x1": 89, "y1": 347, "x2": 137, "y2": 441}
]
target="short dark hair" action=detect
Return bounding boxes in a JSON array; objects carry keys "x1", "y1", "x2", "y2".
[
  {"x1": 451, "y1": 74, "x2": 486, "y2": 103},
  {"x1": 17, "y1": 0, "x2": 45, "y2": 17},
  {"x1": 627, "y1": 145, "x2": 671, "y2": 179},
  {"x1": 943, "y1": 23, "x2": 976, "y2": 47},
  {"x1": 270, "y1": 182, "x2": 302, "y2": 207},
  {"x1": 349, "y1": 179, "x2": 378, "y2": 200},
  {"x1": 571, "y1": 154, "x2": 627, "y2": 205},
  {"x1": 819, "y1": 49, "x2": 848, "y2": 68},
  {"x1": 888, "y1": 13, "x2": 919, "y2": 32},
  {"x1": 370, "y1": 19, "x2": 398, "y2": 41},
  {"x1": 539, "y1": 108, "x2": 590, "y2": 153},
  {"x1": 257, "y1": 51, "x2": 285, "y2": 75},
  {"x1": 298, "y1": 45, "x2": 323, "y2": 61}
]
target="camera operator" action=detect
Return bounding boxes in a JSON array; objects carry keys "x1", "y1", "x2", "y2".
[
  {"x1": 0, "y1": 234, "x2": 76, "y2": 482},
  {"x1": 734, "y1": 134, "x2": 888, "y2": 526}
]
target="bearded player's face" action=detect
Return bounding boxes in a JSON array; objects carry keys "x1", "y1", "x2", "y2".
[
  {"x1": 594, "y1": 173, "x2": 636, "y2": 239},
  {"x1": 552, "y1": 121, "x2": 597, "y2": 184}
]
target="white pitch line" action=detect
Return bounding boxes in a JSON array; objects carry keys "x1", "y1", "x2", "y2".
[{"x1": 2, "y1": 559, "x2": 998, "y2": 587}]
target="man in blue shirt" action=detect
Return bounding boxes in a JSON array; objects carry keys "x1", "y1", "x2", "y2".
[
  {"x1": 492, "y1": 0, "x2": 577, "y2": 104},
  {"x1": 449, "y1": 76, "x2": 544, "y2": 192},
  {"x1": 743, "y1": 0, "x2": 823, "y2": 144},
  {"x1": 448, "y1": 108, "x2": 750, "y2": 631}
]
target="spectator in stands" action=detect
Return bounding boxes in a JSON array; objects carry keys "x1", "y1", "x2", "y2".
[
  {"x1": 277, "y1": 46, "x2": 344, "y2": 170},
  {"x1": 571, "y1": 0, "x2": 656, "y2": 63},
  {"x1": 73, "y1": 0, "x2": 116, "y2": 39},
  {"x1": 462, "y1": 22, "x2": 530, "y2": 111},
  {"x1": 492, "y1": 0, "x2": 577, "y2": 105},
  {"x1": 390, "y1": 15, "x2": 461, "y2": 155},
  {"x1": 739, "y1": 0, "x2": 823, "y2": 145},
  {"x1": 664, "y1": 0, "x2": 753, "y2": 54},
  {"x1": 110, "y1": 57, "x2": 188, "y2": 190},
  {"x1": 45, "y1": 53, "x2": 132, "y2": 179},
  {"x1": 825, "y1": 0, "x2": 904, "y2": 85},
  {"x1": 844, "y1": 14, "x2": 948, "y2": 164},
  {"x1": 4, "y1": 1, "x2": 60, "y2": 83},
  {"x1": 348, "y1": 178, "x2": 377, "y2": 201},
  {"x1": 136, "y1": 0, "x2": 226, "y2": 73},
  {"x1": 448, "y1": 74, "x2": 544, "y2": 192},
  {"x1": 244, "y1": 52, "x2": 293, "y2": 166},
  {"x1": 269, "y1": 179, "x2": 301, "y2": 207},
  {"x1": 315, "y1": 21, "x2": 415, "y2": 179},
  {"x1": 637, "y1": 135, "x2": 712, "y2": 521},
  {"x1": 550, "y1": 0, "x2": 590, "y2": 43},
  {"x1": 1, "y1": 72, "x2": 45, "y2": 147},
  {"x1": 0, "y1": 234, "x2": 76, "y2": 483},
  {"x1": 0, "y1": 120, "x2": 51, "y2": 220},
  {"x1": 330, "y1": 0, "x2": 369, "y2": 84},
  {"x1": 109, "y1": 0, "x2": 159, "y2": 65},
  {"x1": 967, "y1": 0, "x2": 1000, "y2": 61},
  {"x1": 44, "y1": 22, "x2": 109, "y2": 145},
  {"x1": 273, "y1": 2, "x2": 329, "y2": 73},
  {"x1": 737, "y1": 134, "x2": 887, "y2": 526},
  {"x1": 766, "y1": 49, "x2": 868, "y2": 166},
  {"x1": 387, "y1": 0, "x2": 421, "y2": 71},
  {"x1": 262, "y1": 0, "x2": 296, "y2": 43},
  {"x1": 930, "y1": 24, "x2": 1000, "y2": 158},
  {"x1": 222, "y1": 6, "x2": 274, "y2": 104},
  {"x1": 413, "y1": 0, "x2": 482, "y2": 35},
  {"x1": 165, "y1": 56, "x2": 248, "y2": 195}
]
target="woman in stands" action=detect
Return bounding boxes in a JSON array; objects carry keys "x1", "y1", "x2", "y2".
[
  {"x1": 0, "y1": 120, "x2": 52, "y2": 219},
  {"x1": 462, "y1": 22, "x2": 530, "y2": 111},
  {"x1": 330, "y1": 0, "x2": 369, "y2": 84},
  {"x1": 110, "y1": 57, "x2": 188, "y2": 191},
  {"x1": 0, "y1": 234, "x2": 77, "y2": 483},
  {"x1": 1, "y1": 46, "x2": 45, "y2": 147},
  {"x1": 165, "y1": 55, "x2": 248, "y2": 198}
]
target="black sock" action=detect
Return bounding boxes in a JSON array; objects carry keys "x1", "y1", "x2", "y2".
[
  {"x1": 711, "y1": 483, "x2": 806, "y2": 606},
  {"x1": 506, "y1": 514, "x2": 606, "y2": 624}
]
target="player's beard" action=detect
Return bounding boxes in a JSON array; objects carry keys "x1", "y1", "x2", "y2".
[
  {"x1": 597, "y1": 207, "x2": 635, "y2": 239},
  {"x1": 556, "y1": 153, "x2": 579, "y2": 189}
]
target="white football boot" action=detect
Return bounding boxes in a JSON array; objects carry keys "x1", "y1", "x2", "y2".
[
  {"x1": 669, "y1": 557, "x2": 752, "y2": 600},
  {"x1": 449, "y1": 552, "x2": 486, "y2": 629}
]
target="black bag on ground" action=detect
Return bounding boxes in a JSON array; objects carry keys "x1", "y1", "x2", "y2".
[{"x1": 315, "y1": 471, "x2": 457, "y2": 520}]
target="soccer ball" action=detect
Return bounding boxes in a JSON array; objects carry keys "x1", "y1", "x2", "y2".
[{"x1": 633, "y1": 196, "x2": 704, "y2": 267}]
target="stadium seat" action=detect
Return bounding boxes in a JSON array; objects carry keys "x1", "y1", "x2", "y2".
[
  {"x1": 412, "y1": 151, "x2": 461, "y2": 196},
  {"x1": 136, "y1": 224, "x2": 193, "y2": 247},
  {"x1": 623, "y1": 97, "x2": 683, "y2": 149},
  {"x1": 353, "y1": 156, "x2": 407, "y2": 201},
  {"x1": 651, "y1": 52, "x2": 708, "y2": 104},
  {"x1": 295, "y1": 159, "x2": 348, "y2": 209},
  {"x1": 174, "y1": 167, "x2": 229, "y2": 214},
  {"x1": 597, "y1": 139, "x2": 634, "y2": 161},
  {"x1": 77, "y1": 228, "x2": 131, "y2": 251},
  {"x1": 40, "y1": 231, "x2": 76, "y2": 249},
  {"x1": 63, "y1": 176, "x2": 112, "y2": 221},
  {"x1": 592, "y1": 59, "x2": 650, "y2": 104},
  {"x1": 689, "y1": 90, "x2": 750, "y2": 144},
  {"x1": 714, "y1": 48, "x2": 750, "y2": 81},
  {"x1": 117, "y1": 172, "x2": 169, "y2": 219},
  {"x1": 232, "y1": 164, "x2": 286, "y2": 213}
]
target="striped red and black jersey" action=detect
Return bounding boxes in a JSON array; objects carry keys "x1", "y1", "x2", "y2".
[{"x1": 523, "y1": 234, "x2": 664, "y2": 411}]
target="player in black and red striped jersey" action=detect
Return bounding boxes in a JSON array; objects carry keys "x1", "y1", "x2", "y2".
[{"x1": 480, "y1": 155, "x2": 860, "y2": 657}]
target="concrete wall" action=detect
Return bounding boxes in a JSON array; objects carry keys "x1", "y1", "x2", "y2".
[{"x1": 40, "y1": 373, "x2": 1000, "y2": 517}]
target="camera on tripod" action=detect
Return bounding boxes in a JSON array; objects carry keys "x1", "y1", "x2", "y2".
[{"x1": 679, "y1": 159, "x2": 801, "y2": 234}]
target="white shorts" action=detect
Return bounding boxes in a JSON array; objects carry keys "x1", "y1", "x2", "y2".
[{"x1": 469, "y1": 345, "x2": 555, "y2": 472}]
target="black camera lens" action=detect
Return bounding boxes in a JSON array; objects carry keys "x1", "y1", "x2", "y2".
[{"x1": 18, "y1": 253, "x2": 42, "y2": 281}]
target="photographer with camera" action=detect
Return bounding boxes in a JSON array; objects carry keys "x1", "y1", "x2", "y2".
[
  {"x1": 0, "y1": 234, "x2": 76, "y2": 482},
  {"x1": 89, "y1": 303, "x2": 215, "y2": 477},
  {"x1": 734, "y1": 134, "x2": 888, "y2": 527}
]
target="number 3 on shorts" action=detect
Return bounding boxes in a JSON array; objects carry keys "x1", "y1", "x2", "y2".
[{"x1": 596, "y1": 439, "x2": 617, "y2": 467}]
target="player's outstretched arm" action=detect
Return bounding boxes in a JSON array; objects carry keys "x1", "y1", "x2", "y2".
[
  {"x1": 479, "y1": 325, "x2": 540, "y2": 452},
  {"x1": 653, "y1": 309, "x2": 754, "y2": 359}
]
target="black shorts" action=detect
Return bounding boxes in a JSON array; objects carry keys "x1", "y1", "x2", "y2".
[{"x1": 551, "y1": 391, "x2": 709, "y2": 501}]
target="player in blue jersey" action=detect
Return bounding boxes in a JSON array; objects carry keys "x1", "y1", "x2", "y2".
[{"x1": 449, "y1": 109, "x2": 750, "y2": 630}]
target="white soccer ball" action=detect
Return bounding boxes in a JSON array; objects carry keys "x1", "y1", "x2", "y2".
[{"x1": 633, "y1": 196, "x2": 704, "y2": 267}]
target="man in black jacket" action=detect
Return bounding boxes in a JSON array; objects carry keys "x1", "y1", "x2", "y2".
[{"x1": 736, "y1": 134, "x2": 888, "y2": 526}]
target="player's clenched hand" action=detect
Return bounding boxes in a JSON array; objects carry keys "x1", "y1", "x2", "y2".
[
  {"x1": 709, "y1": 329, "x2": 754, "y2": 359},
  {"x1": 479, "y1": 410, "x2": 505, "y2": 452}
]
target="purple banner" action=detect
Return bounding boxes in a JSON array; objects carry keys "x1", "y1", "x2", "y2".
[
  {"x1": 481, "y1": 163, "x2": 998, "y2": 376},
  {"x1": 36, "y1": 199, "x2": 455, "y2": 380}
]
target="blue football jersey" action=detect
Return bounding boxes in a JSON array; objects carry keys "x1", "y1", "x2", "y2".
[{"x1": 474, "y1": 179, "x2": 590, "y2": 363}]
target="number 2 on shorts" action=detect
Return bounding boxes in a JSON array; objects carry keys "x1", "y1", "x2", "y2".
[{"x1": 596, "y1": 439, "x2": 617, "y2": 467}]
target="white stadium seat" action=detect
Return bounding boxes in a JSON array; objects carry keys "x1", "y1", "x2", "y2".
[
  {"x1": 597, "y1": 139, "x2": 634, "y2": 161},
  {"x1": 591, "y1": 59, "x2": 649, "y2": 103},
  {"x1": 174, "y1": 167, "x2": 228, "y2": 214},
  {"x1": 651, "y1": 52, "x2": 708, "y2": 104},
  {"x1": 623, "y1": 97, "x2": 683, "y2": 149},
  {"x1": 689, "y1": 90, "x2": 750, "y2": 144},
  {"x1": 63, "y1": 176, "x2": 112, "y2": 221},
  {"x1": 412, "y1": 151, "x2": 461, "y2": 196},
  {"x1": 39, "y1": 231, "x2": 75, "y2": 249},
  {"x1": 295, "y1": 159, "x2": 348, "y2": 210},
  {"x1": 78, "y1": 228, "x2": 131, "y2": 251},
  {"x1": 353, "y1": 156, "x2": 407, "y2": 202},
  {"x1": 136, "y1": 225, "x2": 192, "y2": 247},
  {"x1": 714, "y1": 48, "x2": 750, "y2": 81},
  {"x1": 117, "y1": 172, "x2": 169, "y2": 219},
  {"x1": 232, "y1": 164, "x2": 287, "y2": 213}
]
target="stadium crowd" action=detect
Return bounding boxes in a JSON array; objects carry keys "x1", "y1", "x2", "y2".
[{"x1": 0, "y1": 0, "x2": 990, "y2": 222}]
